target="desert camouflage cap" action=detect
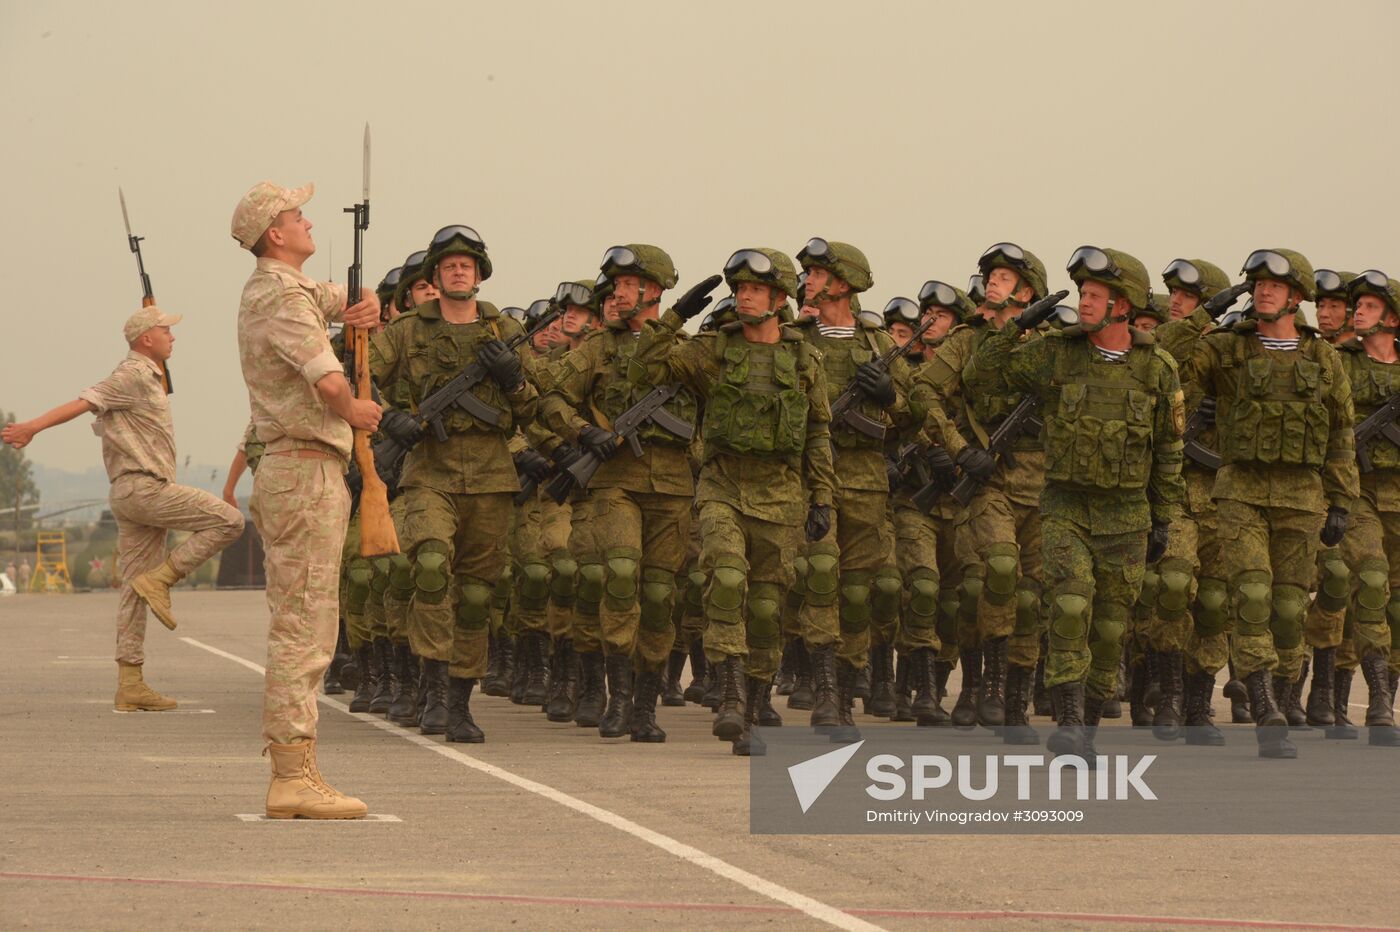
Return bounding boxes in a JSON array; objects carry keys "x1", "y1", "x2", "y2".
[
  {"x1": 231, "y1": 181, "x2": 314, "y2": 250},
  {"x1": 123, "y1": 305, "x2": 182, "y2": 343}
]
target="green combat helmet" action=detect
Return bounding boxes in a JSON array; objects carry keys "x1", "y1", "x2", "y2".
[
  {"x1": 1161, "y1": 258, "x2": 1231, "y2": 302},
  {"x1": 1347, "y1": 270, "x2": 1400, "y2": 336},
  {"x1": 424, "y1": 224, "x2": 493, "y2": 301},
  {"x1": 501, "y1": 305, "x2": 528, "y2": 323},
  {"x1": 393, "y1": 249, "x2": 430, "y2": 312},
  {"x1": 1133, "y1": 290, "x2": 1170, "y2": 326},
  {"x1": 700, "y1": 295, "x2": 737, "y2": 332},
  {"x1": 723, "y1": 247, "x2": 798, "y2": 325},
  {"x1": 555, "y1": 278, "x2": 599, "y2": 313},
  {"x1": 917, "y1": 279, "x2": 977, "y2": 321},
  {"x1": 599, "y1": 244, "x2": 676, "y2": 319},
  {"x1": 976, "y1": 241, "x2": 1049, "y2": 305},
  {"x1": 1066, "y1": 245, "x2": 1151, "y2": 330},
  {"x1": 796, "y1": 237, "x2": 874, "y2": 294},
  {"x1": 1314, "y1": 268, "x2": 1357, "y2": 302},
  {"x1": 966, "y1": 273, "x2": 987, "y2": 307},
  {"x1": 1241, "y1": 247, "x2": 1315, "y2": 305},
  {"x1": 376, "y1": 265, "x2": 403, "y2": 310}
]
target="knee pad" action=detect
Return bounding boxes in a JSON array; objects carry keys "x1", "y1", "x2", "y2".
[
  {"x1": 344, "y1": 557, "x2": 373, "y2": 614},
  {"x1": 983, "y1": 541, "x2": 1020, "y2": 606},
  {"x1": 1269, "y1": 584, "x2": 1308, "y2": 650},
  {"x1": 706, "y1": 553, "x2": 748, "y2": 624},
  {"x1": 872, "y1": 566, "x2": 903, "y2": 624},
  {"x1": 411, "y1": 540, "x2": 452, "y2": 605},
  {"x1": 517, "y1": 559, "x2": 552, "y2": 611},
  {"x1": 387, "y1": 552, "x2": 414, "y2": 600},
  {"x1": 958, "y1": 566, "x2": 985, "y2": 618},
  {"x1": 639, "y1": 567, "x2": 676, "y2": 633},
  {"x1": 1047, "y1": 582, "x2": 1092, "y2": 653},
  {"x1": 369, "y1": 557, "x2": 391, "y2": 598},
  {"x1": 1014, "y1": 580, "x2": 1042, "y2": 637},
  {"x1": 1155, "y1": 557, "x2": 1194, "y2": 622},
  {"x1": 684, "y1": 568, "x2": 706, "y2": 615},
  {"x1": 1136, "y1": 569, "x2": 1160, "y2": 612},
  {"x1": 938, "y1": 586, "x2": 960, "y2": 625},
  {"x1": 549, "y1": 550, "x2": 577, "y2": 607},
  {"x1": 804, "y1": 543, "x2": 839, "y2": 609},
  {"x1": 456, "y1": 575, "x2": 494, "y2": 631},
  {"x1": 1388, "y1": 589, "x2": 1400, "y2": 634},
  {"x1": 1233, "y1": 569, "x2": 1273, "y2": 637},
  {"x1": 906, "y1": 567, "x2": 940, "y2": 625},
  {"x1": 1194, "y1": 578, "x2": 1229, "y2": 637},
  {"x1": 603, "y1": 547, "x2": 641, "y2": 612},
  {"x1": 839, "y1": 570, "x2": 873, "y2": 633},
  {"x1": 1356, "y1": 561, "x2": 1390, "y2": 621},
  {"x1": 576, "y1": 559, "x2": 605, "y2": 608},
  {"x1": 1316, "y1": 551, "x2": 1352, "y2": 613},
  {"x1": 747, "y1": 582, "x2": 783, "y2": 650},
  {"x1": 1089, "y1": 604, "x2": 1129, "y2": 669}
]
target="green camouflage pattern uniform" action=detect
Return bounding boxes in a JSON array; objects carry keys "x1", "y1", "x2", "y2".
[
  {"x1": 369, "y1": 298, "x2": 538, "y2": 678},
  {"x1": 636, "y1": 311, "x2": 836, "y2": 679},
  {"x1": 973, "y1": 324, "x2": 1186, "y2": 698}
]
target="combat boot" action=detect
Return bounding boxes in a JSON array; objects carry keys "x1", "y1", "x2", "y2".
[
  {"x1": 1082, "y1": 693, "x2": 1105, "y2": 765},
  {"x1": 1224, "y1": 659, "x2": 1251, "y2": 723},
  {"x1": 323, "y1": 653, "x2": 346, "y2": 696},
  {"x1": 545, "y1": 638, "x2": 579, "y2": 722},
  {"x1": 952, "y1": 647, "x2": 982, "y2": 729},
  {"x1": 684, "y1": 639, "x2": 710, "y2": 704},
  {"x1": 853, "y1": 662, "x2": 872, "y2": 704},
  {"x1": 1032, "y1": 656, "x2": 1051, "y2": 717},
  {"x1": 733, "y1": 677, "x2": 768, "y2": 757},
  {"x1": 114, "y1": 662, "x2": 177, "y2": 711},
  {"x1": 933, "y1": 659, "x2": 953, "y2": 706},
  {"x1": 808, "y1": 643, "x2": 840, "y2": 728},
  {"x1": 712, "y1": 655, "x2": 745, "y2": 741},
  {"x1": 775, "y1": 638, "x2": 798, "y2": 696},
  {"x1": 1305, "y1": 647, "x2": 1336, "y2": 726},
  {"x1": 598, "y1": 653, "x2": 634, "y2": 738},
  {"x1": 264, "y1": 739, "x2": 367, "y2": 820},
  {"x1": 1140, "y1": 644, "x2": 1161, "y2": 710},
  {"x1": 387, "y1": 644, "x2": 420, "y2": 727},
  {"x1": 662, "y1": 648, "x2": 687, "y2": 707},
  {"x1": 418, "y1": 659, "x2": 449, "y2": 735},
  {"x1": 630, "y1": 669, "x2": 666, "y2": 743},
  {"x1": 912, "y1": 649, "x2": 949, "y2": 726},
  {"x1": 1285, "y1": 659, "x2": 1309, "y2": 728},
  {"x1": 787, "y1": 639, "x2": 815, "y2": 711},
  {"x1": 1002, "y1": 664, "x2": 1039, "y2": 745},
  {"x1": 368, "y1": 637, "x2": 394, "y2": 715},
  {"x1": 1100, "y1": 653, "x2": 1124, "y2": 719},
  {"x1": 509, "y1": 634, "x2": 530, "y2": 705},
  {"x1": 830, "y1": 660, "x2": 862, "y2": 744},
  {"x1": 1127, "y1": 650, "x2": 1153, "y2": 726},
  {"x1": 573, "y1": 651, "x2": 606, "y2": 728},
  {"x1": 348, "y1": 644, "x2": 375, "y2": 713},
  {"x1": 867, "y1": 644, "x2": 895, "y2": 718},
  {"x1": 1360, "y1": 653, "x2": 1400, "y2": 746},
  {"x1": 130, "y1": 558, "x2": 183, "y2": 631},
  {"x1": 1152, "y1": 650, "x2": 1183, "y2": 742},
  {"x1": 482, "y1": 633, "x2": 514, "y2": 698},
  {"x1": 892, "y1": 653, "x2": 914, "y2": 723},
  {"x1": 1183, "y1": 669, "x2": 1225, "y2": 746},
  {"x1": 1272, "y1": 673, "x2": 1300, "y2": 730},
  {"x1": 977, "y1": 636, "x2": 1007, "y2": 727},
  {"x1": 522, "y1": 631, "x2": 551, "y2": 707},
  {"x1": 1046, "y1": 681, "x2": 1087, "y2": 758},
  {"x1": 700, "y1": 667, "x2": 722, "y2": 711},
  {"x1": 1326, "y1": 667, "x2": 1359, "y2": 740},
  {"x1": 445, "y1": 677, "x2": 484, "y2": 743},
  {"x1": 1245, "y1": 669, "x2": 1296, "y2": 759}
]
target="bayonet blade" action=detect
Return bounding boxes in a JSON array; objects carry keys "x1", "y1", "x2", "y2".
[
  {"x1": 119, "y1": 187, "x2": 133, "y2": 238},
  {"x1": 362, "y1": 122, "x2": 371, "y2": 201}
]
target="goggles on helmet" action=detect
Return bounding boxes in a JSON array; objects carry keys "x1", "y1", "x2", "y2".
[
  {"x1": 1162, "y1": 258, "x2": 1202, "y2": 289},
  {"x1": 966, "y1": 274, "x2": 986, "y2": 304},
  {"x1": 554, "y1": 281, "x2": 593, "y2": 307},
  {"x1": 1354, "y1": 269, "x2": 1390, "y2": 292},
  {"x1": 1314, "y1": 269, "x2": 1345, "y2": 296},
  {"x1": 724, "y1": 249, "x2": 777, "y2": 279},
  {"x1": 979, "y1": 242, "x2": 1031, "y2": 271},
  {"x1": 1241, "y1": 249, "x2": 1293, "y2": 280},
  {"x1": 882, "y1": 297, "x2": 921, "y2": 325},
  {"x1": 429, "y1": 225, "x2": 487, "y2": 253},
  {"x1": 526, "y1": 299, "x2": 553, "y2": 323},
  {"x1": 918, "y1": 280, "x2": 959, "y2": 310},
  {"x1": 600, "y1": 245, "x2": 642, "y2": 277},
  {"x1": 1067, "y1": 246, "x2": 1121, "y2": 279},
  {"x1": 501, "y1": 306, "x2": 527, "y2": 323},
  {"x1": 796, "y1": 237, "x2": 834, "y2": 266}
]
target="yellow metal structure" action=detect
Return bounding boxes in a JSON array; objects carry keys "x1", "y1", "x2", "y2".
[{"x1": 31, "y1": 531, "x2": 73, "y2": 593}]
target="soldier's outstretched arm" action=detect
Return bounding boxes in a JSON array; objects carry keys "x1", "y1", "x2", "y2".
[
  {"x1": 1321, "y1": 347, "x2": 1361, "y2": 511},
  {"x1": 909, "y1": 378, "x2": 963, "y2": 456},
  {"x1": 635, "y1": 313, "x2": 717, "y2": 398},
  {"x1": 1148, "y1": 356, "x2": 1187, "y2": 524},
  {"x1": 1, "y1": 398, "x2": 96, "y2": 449},
  {"x1": 973, "y1": 326, "x2": 1048, "y2": 399}
]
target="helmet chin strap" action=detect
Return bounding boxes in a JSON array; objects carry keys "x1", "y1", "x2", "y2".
[
  {"x1": 615, "y1": 282, "x2": 660, "y2": 319},
  {"x1": 443, "y1": 287, "x2": 478, "y2": 302},
  {"x1": 984, "y1": 271, "x2": 1030, "y2": 312},
  {"x1": 736, "y1": 290, "x2": 783, "y2": 326},
  {"x1": 1084, "y1": 294, "x2": 1130, "y2": 332}
]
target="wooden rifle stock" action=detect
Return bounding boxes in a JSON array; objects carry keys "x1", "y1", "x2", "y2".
[{"x1": 349, "y1": 325, "x2": 399, "y2": 557}]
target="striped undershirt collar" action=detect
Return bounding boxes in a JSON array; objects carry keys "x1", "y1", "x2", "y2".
[
  {"x1": 1257, "y1": 334, "x2": 1300, "y2": 351},
  {"x1": 818, "y1": 325, "x2": 855, "y2": 338}
]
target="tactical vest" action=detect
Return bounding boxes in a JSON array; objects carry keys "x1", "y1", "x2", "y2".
[
  {"x1": 1219, "y1": 334, "x2": 1329, "y2": 469},
  {"x1": 1043, "y1": 338, "x2": 1158, "y2": 491},
  {"x1": 408, "y1": 303, "x2": 518, "y2": 436},
  {"x1": 596, "y1": 327, "x2": 697, "y2": 447},
  {"x1": 962, "y1": 327, "x2": 1024, "y2": 425},
  {"x1": 1344, "y1": 347, "x2": 1400, "y2": 471},
  {"x1": 808, "y1": 324, "x2": 889, "y2": 450},
  {"x1": 702, "y1": 332, "x2": 810, "y2": 457}
]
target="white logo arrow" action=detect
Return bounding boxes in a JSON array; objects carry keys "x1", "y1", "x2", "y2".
[{"x1": 787, "y1": 740, "x2": 865, "y2": 814}]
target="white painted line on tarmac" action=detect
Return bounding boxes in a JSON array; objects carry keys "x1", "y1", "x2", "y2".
[
  {"x1": 181, "y1": 636, "x2": 885, "y2": 932},
  {"x1": 234, "y1": 813, "x2": 402, "y2": 823},
  {"x1": 111, "y1": 708, "x2": 216, "y2": 714}
]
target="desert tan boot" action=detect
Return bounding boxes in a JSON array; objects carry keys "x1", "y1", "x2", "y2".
[
  {"x1": 130, "y1": 559, "x2": 183, "y2": 631},
  {"x1": 115, "y1": 661, "x2": 178, "y2": 711},
  {"x1": 264, "y1": 739, "x2": 368, "y2": 820}
]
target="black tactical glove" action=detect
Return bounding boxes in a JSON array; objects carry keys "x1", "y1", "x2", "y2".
[
  {"x1": 674, "y1": 274, "x2": 724, "y2": 321},
  {"x1": 1320, "y1": 507, "x2": 1349, "y2": 547},
  {"x1": 855, "y1": 361, "x2": 896, "y2": 408},
  {"x1": 1196, "y1": 396, "x2": 1217, "y2": 429},
  {"x1": 478, "y1": 339, "x2": 524, "y2": 391},
  {"x1": 577, "y1": 424, "x2": 618, "y2": 461},
  {"x1": 1146, "y1": 522, "x2": 1170, "y2": 564},
  {"x1": 513, "y1": 449, "x2": 553, "y2": 484},
  {"x1": 549, "y1": 442, "x2": 581, "y2": 470},
  {"x1": 886, "y1": 458, "x2": 905, "y2": 491},
  {"x1": 956, "y1": 446, "x2": 997, "y2": 480},
  {"x1": 379, "y1": 407, "x2": 425, "y2": 448},
  {"x1": 805, "y1": 503, "x2": 832, "y2": 542},
  {"x1": 926, "y1": 445, "x2": 957, "y2": 486},
  {"x1": 1014, "y1": 289, "x2": 1072, "y2": 331}
]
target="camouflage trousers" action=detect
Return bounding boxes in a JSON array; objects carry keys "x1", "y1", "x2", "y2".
[
  {"x1": 1212, "y1": 498, "x2": 1321, "y2": 680},
  {"x1": 250, "y1": 456, "x2": 348, "y2": 745},
  {"x1": 401, "y1": 486, "x2": 512, "y2": 679},
  {"x1": 1303, "y1": 547, "x2": 1347, "y2": 652},
  {"x1": 956, "y1": 483, "x2": 1044, "y2": 669},
  {"x1": 673, "y1": 511, "x2": 706, "y2": 652},
  {"x1": 800, "y1": 485, "x2": 893, "y2": 669},
  {"x1": 538, "y1": 498, "x2": 573, "y2": 639},
  {"x1": 382, "y1": 496, "x2": 412, "y2": 644},
  {"x1": 1138, "y1": 503, "x2": 1211, "y2": 654},
  {"x1": 509, "y1": 494, "x2": 549, "y2": 635},
  {"x1": 590, "y1": 487, "x2": 690, "y2": 672},
  {"x1": 1334, "y1": 496, "x2": 1400, "y2": 671},
  {"x1": 110, "y1": 473, "x2": 244, "y2": 665},
  {"x1": 890, "y1": 502, "x2": 942, "y2": 654},
  {"x1": 698, "y1": 500, "x2": 801, "y2": 682},
  {"x1": 1042, "y1": 514, "x2": 1147, "y2": 700},
  {"x1": 340, "y1": 513, "x2": 373, "y2": 649},
  {"x1": 567, "y1": 497, "x2": 603, "y2": 654},
  {"x1": 928, "y1": 500, "x2": 966, "y2": 664}
]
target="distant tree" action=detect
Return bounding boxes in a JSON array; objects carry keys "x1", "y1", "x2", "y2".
[{"x1": 0, "y1": 410, "x2": 40, "y2": 529}]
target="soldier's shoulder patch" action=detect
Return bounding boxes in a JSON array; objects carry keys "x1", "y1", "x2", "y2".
[{"x1": 1170, "y1": 389, "x2": 1187, "y2": 436}]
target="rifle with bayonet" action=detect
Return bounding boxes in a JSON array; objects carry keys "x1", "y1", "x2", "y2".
[
  {"x1": 342, "y1": 123, "x2": 399, "y2": 558},
  {"x1": 545, "y1": 384, "x2": 695, "y2": 503},
  {"x1": 828, "y1": 310, "x2": 941, "y2": 441},
  {"x1": 1354, "y1": 392, "x2": 1400, "y2": 474},
  {"x1": 118, "y1": 188, "x2": 173, "y2": 394}
]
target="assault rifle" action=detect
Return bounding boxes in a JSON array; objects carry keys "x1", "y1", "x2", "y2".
[
  {"x1": 1182, "y1": 400, "x2": 1222, "y2": 470},
  {"x1": 545, "y1": 384, "x2": 694, "y2": 503},
  {"x1": 118, "y1": 188, "x2": 173, "y2": 393},
  {"x1": 948, "y1": 395, "x2": 1043, "y2": 507},
  {"x1": 827, "y1": 311, "x2": 939, "y2": 441},
  {"x1": 1206, "y1": 281, "x2": 1251, "y2": 319},
  {"x1": 908, "y1": 445, "x2": 958, "y2": 514},
  {"x1": 1354, "y1": 392, "x2": 1400, "y2": 474}
]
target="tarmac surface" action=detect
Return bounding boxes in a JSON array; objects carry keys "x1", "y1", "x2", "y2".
[{"x1": 3, "y1": 589, "x2": 1399, "y2": 931}]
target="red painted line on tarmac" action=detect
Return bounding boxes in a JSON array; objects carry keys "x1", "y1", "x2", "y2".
[{"x1": 0, "y1": 871, "x2": 1390, "y2": 930}]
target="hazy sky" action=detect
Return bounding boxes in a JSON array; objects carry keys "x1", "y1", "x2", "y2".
[{"x1": 3, "y1": 0, "x2": 1397, "y2": 475}]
